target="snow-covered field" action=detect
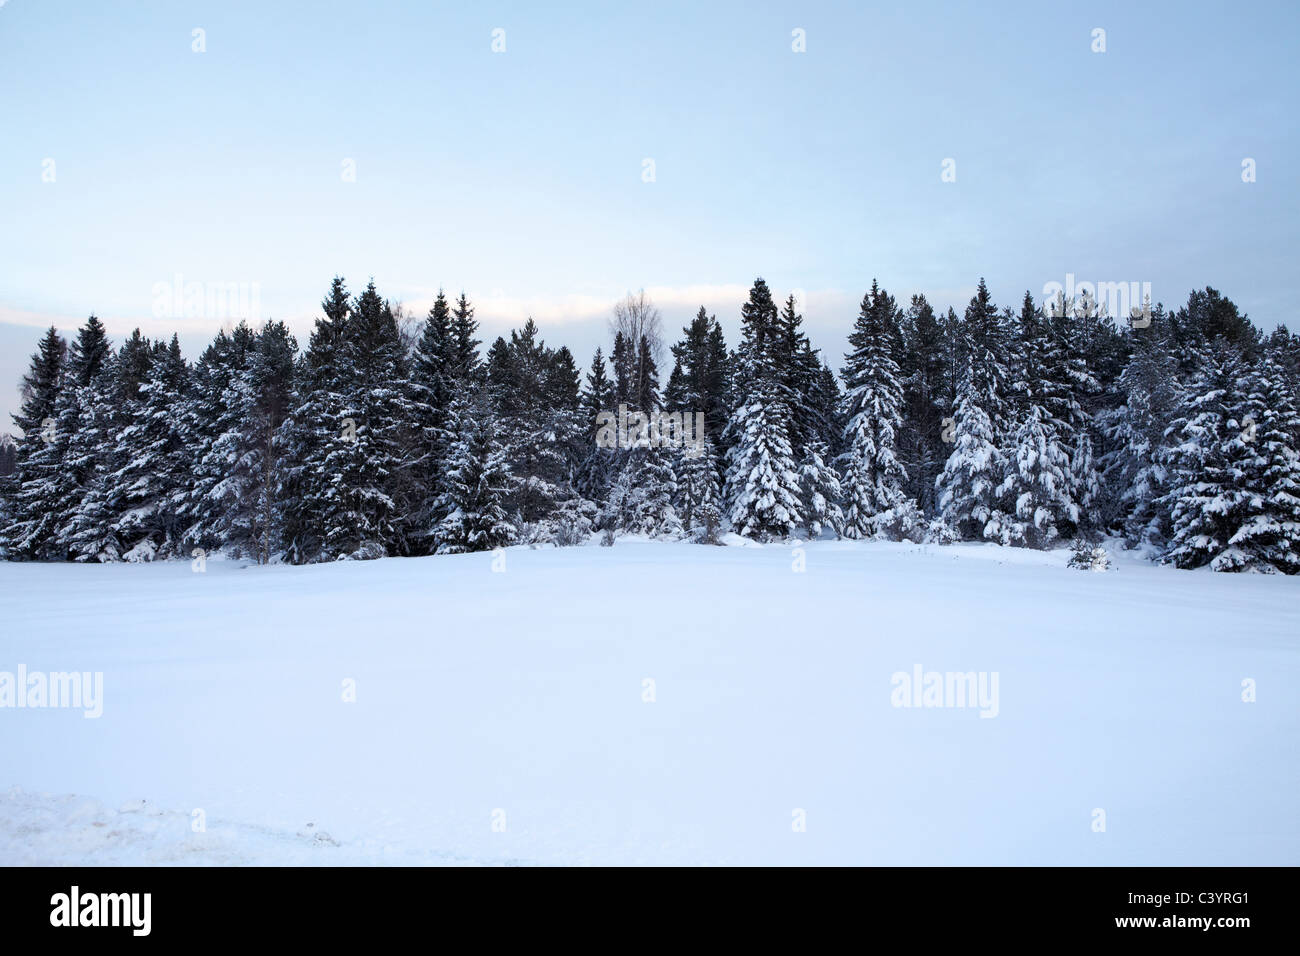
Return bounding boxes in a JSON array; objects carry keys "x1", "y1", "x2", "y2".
[{"x1": 1, "y1": 540, "x2": 1296, "y2": 865}]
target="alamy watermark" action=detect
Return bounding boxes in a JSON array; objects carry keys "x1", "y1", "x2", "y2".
[
  {"x1": 1042, "y1": 273, "x2": 1153, "y2": 328},
  {"x1": 595, "y1": 404, "x2": 705, "y2": 456},
  {"x1": 151, "y1": 273, "x2": 261, "y2": 323},
  {"x1": 50, "y1": 886, "x2": 150, "y2": 936},
  {"x1": 890, "y1": 664, "x2": 999, "y2": 718},
  {"x1": 0, "y1": 665, "x2": 103, "y2": 718}
]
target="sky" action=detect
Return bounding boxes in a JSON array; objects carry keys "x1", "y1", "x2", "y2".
[{"x1": 1, "y1": 0, "x2": 1297, "y2": 429}]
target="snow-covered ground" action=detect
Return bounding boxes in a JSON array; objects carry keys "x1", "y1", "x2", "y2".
[{"x1": 1, "y1": 539, "x2": 1296, "y2": 865}]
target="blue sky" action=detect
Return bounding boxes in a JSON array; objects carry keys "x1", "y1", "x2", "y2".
[{"x1": 2, "y1": 0, "x2": 1297, "y2": 427}]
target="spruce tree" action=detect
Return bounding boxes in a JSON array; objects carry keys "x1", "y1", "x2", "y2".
[
  {"x1": 1102, "y1": 304, "x2": 1180, "y2": 547},
  {"x1": 111, "y1": 334, "x2": 191, "y2": 559},
  {"x1": 898, "y1": 294, "x2": 947, "y2": 514},
  {"x1": 675, "y1": 437, "x2": 723, "y2": 540},
  {"x1": 797, "y1": 439, "x2": 844, "y2": 539},
  {"x1": 410, "y1": 291, "x2": 456, "y2": 551},
  {"x1": 577, "y1": 347, "x2": 617, "y2": 501},
  {"x1": 996, "y1": 292, "x2": 1076, "y2": 547},
  {"x1": 6, "y1": 327, "x2": 67, "y2": 559},
  {"x1": 616, "y1": 445, "x2": 682, "y2": 538},
  {"x1": 724, "y1": 278, "x2": 803, "y2": 541},
  {"x1": 1161, "y1": 343, "x2": 1251, "y2": 570},
  {"x1": 936, "y1": 280, "x2": 1012, "y2": 541},
  {"x1": 838, "y1": 281, "x2": 912, "y2": 539},
  {"x1": 1223, "y1": 355, "x2": 1300, "y2": 572},
  {"x1": 937, "y1": 363, "x2": 1005, "y2": 541},
  {"x1": 320, "y1": 281, "x2": 416, "y2": 558},
  {"x1": 435, "y1": 396, "x2": 516, "y2": 553},
  {"x1": 634, "y1": 335, "x2": 659, "y2": 414},
  {"x1": 450, "y1": 292, "x2": 483, "y2": 385}
]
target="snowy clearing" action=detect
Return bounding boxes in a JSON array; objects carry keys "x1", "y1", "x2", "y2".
[{"x1": 1, "y1": 539, "x2": 1296, "y2": 865}]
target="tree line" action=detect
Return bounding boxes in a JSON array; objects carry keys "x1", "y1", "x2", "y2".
[{"x1": 3, "y1": 275, "x2": 1298, "y2": 573}]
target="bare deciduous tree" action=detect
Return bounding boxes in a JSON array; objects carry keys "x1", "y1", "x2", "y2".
[{"x1": 609, "y1": 289, "x2": 663, "y2": 363}]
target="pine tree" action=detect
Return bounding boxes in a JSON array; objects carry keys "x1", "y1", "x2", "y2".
[
  {"x1": 898, "y1": 294, "x2": 948, "y2": 514},
  {"x1": 724, "y1": 278, "x2": 804, "y2": 541},
  {"x1": 838, "y1": 281, "x2": 913, "y2": 538},
  {"x1": 449, "y1": 292, "x2": 483, "y2": 385},
  {"x1": 6, "y1": 327, "x2": 68, "y2": 560},
  {"x1": 633, "y1": 335, "x2": 659, "y2": 414},
  {"x1": 111, "y1": 335, "x2": 191, "y2": 560},
  {"x1": 435, "y1": 396, "x2": 516, "y2": 553},
  {"x1": 62, "y1": 373, "x2": 124, "y2": 563},
  {"x1": 664, "y1": 307, "x2": 730, "y2": 492},
  {"x1": 50, "y1": 316, "x2": 116, "y2": 559},
  {"x1": 278, "y1": 278, "x2": 353, "y2": 562},
  {"x1": 996, "y1": 292, "x2": 1077, "y2": 548},
  {"x1": 182, "y1": 322, "x2": 257, "y2": 554},
  {"x1": 577, "y1": 347, "x2": 617, "y2": 501},
  {"x1": 1102, "y1": 303, "x2": 1181, "y2": 548},
  {"x1": 490, "y1": 318, "x2": 571, "y2": 528},
  {"x1": 68, "y1": 315, "x2": 111, "y2": 387},
  {"x1": 1048, "y1": 293, "x2": 1105, "y2": 534},
  {"x1": 797, "y1": 439, "x2": 843, "y2": 539},
  {"x1": 610, "y1": 331, "x2": 634, "y2": 407},
  {"x1": 777, "y1": 293, "x2": 825, "y2": 463},
  {"x1": 937, "y1": 364, "x2": 1004, "y2": 541},
  {"x1": 320, "y1": 281, "x2": 416, "y2": 559},
  {"x1": 935, "y1": 280, "x2": 1013, "y2": 541},
  {"x1": 213, "y1": 322, "x2": 297, "y2": 562},
  {"x1": 1222, "y1": 355, "x2": 1300, "y2": 572},
  {"x1": 615, "y1": 445, "x2": 682, "y2": 538},
  {"x1": 410, "y1": 291, "x2": 456, "y2": 551},
  {"x1": 1161, "y1": 343, "x2": 1252, "y2": 570},
  {"x1": 675, "y1": 437, "x2": 723, "y2": 541}
]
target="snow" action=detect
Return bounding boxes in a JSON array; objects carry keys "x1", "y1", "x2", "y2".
[{"x1": 1, "y1": 539, "x2": 1297, "y2": 865}]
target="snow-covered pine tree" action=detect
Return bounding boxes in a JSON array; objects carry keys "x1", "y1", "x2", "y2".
[
  {"x1": 1101, "y1": 303, "x2": 1181, "y2": 548},
  {"x1": 50, "y1": 316, "x2": 114, "y2": 560},
  {"x1": 181, "y1": 322, "x2": 257, "y2": 554},
  {"x1": 898, "y1": 294, "x2": 948, "y2": 514},
  {"x1": 675, "y1": 436, "x2": 723, "y2": 542},
  {"x1": 67, "y1": 315, "x2": 111, "y2": 389},
  {"x1": 62, "y1": 378, "x2": 123, "y2": 563},
  {"x1": 1044, "y1": 290, "x2": 1112, "y2": 530},
  {"x1": 1161, "y1": 343, "x2": 1257, "y2": 571},
  {"x1": 576, "y1": 346, "x2": 617, "y2": 502},
  {"x1": 320, "y1": 281, "x2": 417, "y2": 559},
  {"x1": 664, "y1": 306, "x2": 731, "y2": 495},
  {"x1": 777, "y1": 293, "x2": 826, "y2": 464},
  {"x1": 277, "y1": 278, "x2": 353, "y2": 562},
  {"x1": 540, "y1": 344, "x2": 592, "y2": 535},
  {"x1": 1266, "y1": 325, "x2": 1300, "y2": 393},
  {"x1": 1222, "y1": 354, "x2": 1300, "y2": 572},
  {"x1": 614, "y1": 445, "x2": 682, "y2": 538},
  {"x1": 435, "y1": 395, "x2": 517, "y2": 554},
  {"x1": 996, "y1": 292, "x2": 1076, "y2": 548},
  {"x1": 609, "y1": 331, "x2": 634, "y2": 408},
  {"x1": 199, "y1": 322, "x2": 297, "y2": 562},
  {"x1": 724, "y1": 278, "x2": 803, "y2": 541},
  {"x1": 6, "y1": 327, "x2": 68, "y2": 560},
  {"x1": 409, "y1": 291, "x2": 456, "y2": 552},
  {"x1": 936, "y1": 279, "x2": 1014, "y2": 542},
  {"x1": 838, "y1": 280, "x2": 914, "y2": 539},
  {"x1": 110, "y1": 334, "x2": 191, "y2": 560},
  {"x1": 489, "y1": 318, "x2": 572, "y2": 531},
  {"x1": 797, "y1": 439, "x2": 843, "y2": 539},
  {"x1": 633, "y1": 334, "x2": 660, "y2": 416},
  {"x1": 449, "y1": 292, "x2": 483, "y2": 385},
  {"x1": 936, "y1": 364, "x2": 1004, "y2": 542}
]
